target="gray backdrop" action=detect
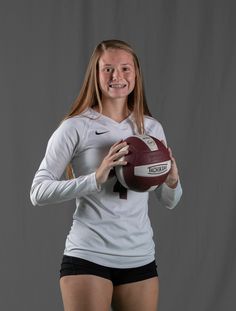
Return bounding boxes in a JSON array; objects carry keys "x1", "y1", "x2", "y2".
[{"x1": 1, "y1": 0, "x2": 235, "y2": 310}]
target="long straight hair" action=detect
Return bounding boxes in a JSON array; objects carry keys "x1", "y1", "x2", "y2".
[{"x1": 59, "y1": 39, "x2": 152, "y2": 179}]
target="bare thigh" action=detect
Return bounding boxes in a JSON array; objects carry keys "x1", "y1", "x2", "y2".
[
  {"x1": 112, "y1": 276, "x2": 159, "y2": 311},
  {"x1": 60, "y1": 274, "x2": 113, "y2": 311}
]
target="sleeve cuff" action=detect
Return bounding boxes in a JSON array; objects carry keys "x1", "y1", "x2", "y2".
[
  {"x1": 160, "y1": 179, "x2": 183, "y2": 209},
  {"x1": 91, "y1": 172, "x2": 102, "y2": 192},
  {"x1": 163, "y1": 178, "x2": 180, "y2": 191}
]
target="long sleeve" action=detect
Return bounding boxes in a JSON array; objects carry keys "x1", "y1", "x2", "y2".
[
  {"x1": 154, "y1": 180, "x2": 183, "y2": 209},
  {"x1": 30, "y1": 119, "x2": 100, "y2": 207}
]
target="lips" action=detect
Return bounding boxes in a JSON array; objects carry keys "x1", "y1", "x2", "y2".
[{"x1": 109, "y1": 83, "x2": 127, "y2": 88}]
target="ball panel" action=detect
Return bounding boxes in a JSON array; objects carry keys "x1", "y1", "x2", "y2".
[
  {"x1": 126, "y1": 135, "x2": 158, "y2": 151},
  {"x1": 125, "y1": 136, "x2": 157, "y2": 152},
  {"x1": 147, "y1": 185, "x2": 159, "y2": 191},
  {"x1": 133, "y1": 150, "x2": 170, "y2": 167},
  {"x1": 134, "y1": 160, "x2": 171, "y2": 177},
  {"x1": 125, "y1": 174, "x2": 169, "y2": 192},
  {"x1": 115, "y1": 165, "x2": 129, "y2": 189}
]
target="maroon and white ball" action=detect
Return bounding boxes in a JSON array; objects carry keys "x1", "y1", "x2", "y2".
[{"x1": 115, "y1": 135, "x2": 171, "y2": 192}]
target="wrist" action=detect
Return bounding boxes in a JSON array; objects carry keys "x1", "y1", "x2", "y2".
[
  {"x1": 95, "y1": 171, "x2": 101, "y2": 185},
  {"x1": 165, "y1": 177, "x2": 178, "y2": 189},
  {"x1": 95, "y1": 171, "x2": 102, "y2": 190}
]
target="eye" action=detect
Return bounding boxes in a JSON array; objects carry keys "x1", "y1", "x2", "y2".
[
  {"x1": 103, "y1": 67, "x2": 113, "y2": 73},
  {"x1": 122, "y1": 67, "x2": 130, "y2": 72}
]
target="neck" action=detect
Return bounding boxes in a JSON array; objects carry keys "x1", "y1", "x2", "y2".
[{"x1": 98, "y1": 97, "x2": 130, "y2": 122}]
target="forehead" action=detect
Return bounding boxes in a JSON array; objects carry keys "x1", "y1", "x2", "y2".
[{"x1": 99, "y1": 49, "x2": 134, "y2": 66}]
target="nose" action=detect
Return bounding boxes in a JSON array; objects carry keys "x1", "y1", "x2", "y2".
[{"x1": 112, "y1": 68, "x2": 122, "y2": 81}]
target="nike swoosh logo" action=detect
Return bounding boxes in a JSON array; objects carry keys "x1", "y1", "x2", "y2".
[{"x1": 95, "y1": 130, "x2": 109, "y2": 135}]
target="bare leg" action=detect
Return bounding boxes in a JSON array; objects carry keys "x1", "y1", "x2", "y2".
[
  {"x1": 60, "y1": 274, "x2": 113, "y2": 311},
  {"x1": 112, "y1": 276, "x2": 159, "y2": 311}
]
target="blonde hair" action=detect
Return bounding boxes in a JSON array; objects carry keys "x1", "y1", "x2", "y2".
[{"x1": 59, "y1": 39, "x2": 152, "y2": 179}]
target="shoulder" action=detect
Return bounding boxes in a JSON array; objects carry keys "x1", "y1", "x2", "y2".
[
  {"x1": 48, "y1": 113, "x2": 87, "y2": 145},
  {"x1": 144, "y1": 115, "x2": 166, "y2": 141},
  {"x1": 144, "y1": 115, "x2": 164, "y2": 131},
  {"x1": 57, "y1": 109, "x2": 94, "y2": 132}
]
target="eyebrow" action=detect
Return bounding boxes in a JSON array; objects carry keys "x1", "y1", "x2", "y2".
[{"x1": 102, "y1": 63, "x2": 132, "y2": 66}]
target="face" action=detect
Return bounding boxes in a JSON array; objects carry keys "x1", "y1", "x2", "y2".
[{"x1": 97, "y1": 48, "x2": 136, "y2": 102}]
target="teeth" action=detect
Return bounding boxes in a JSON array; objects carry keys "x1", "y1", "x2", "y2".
[{"x1": 109, "y1": 84, "x2": 126, "y2": 88}]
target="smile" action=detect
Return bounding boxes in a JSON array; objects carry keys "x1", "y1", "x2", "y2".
[{"x1": 109, "y1": 83, "x2": 127, "y2": 88}]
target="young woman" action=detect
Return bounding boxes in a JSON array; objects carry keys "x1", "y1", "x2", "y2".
[{"x1": 30, "y1": 39, "x2": 182, "y2": 311}]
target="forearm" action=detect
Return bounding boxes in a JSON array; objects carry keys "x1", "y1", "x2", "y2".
[
  {"x1": 154, "y1": 179, "x2": 183, "y2": 210},
  {"x1": 30, "y1": 171, "x2": 100, "y2": 206}
]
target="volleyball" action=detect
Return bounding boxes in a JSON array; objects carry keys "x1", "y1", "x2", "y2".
[{"x1": 115, "y1": 135, "x2": 171, "y2": 192}]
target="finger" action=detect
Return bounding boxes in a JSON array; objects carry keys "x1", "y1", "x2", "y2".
[
  {"x1": 113, "y1": 159, "x2": 128, "y2": 166},
  {"x1": 170, "y1": 157, "x2": 177, "y2": 171},
  {"x1": 108, "y1": 140, "x2": 124, "y2": 153},
  {"x1": 161, "y1": 139, "x2": 167, "y2": 147},
  {"x1": 112, "y1": 139, "x2": 124, "y2": 147},
  {"x1": 169, "y1": 152, "x2": 177, "y2": 168},
  {"x1": 111, "y1": 149, "x2": 129, "y2": 161},
  {"x1": 171, "y1": 156, "x2": 176, "y2": 165},
  {"x1": 111, "y1": 142, "x2": 128, "y2": 154},
  {"x1": 168, "y1": 147, "x2": 173, "y2": 158}
]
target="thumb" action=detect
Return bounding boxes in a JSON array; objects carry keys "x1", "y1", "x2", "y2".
[{"x1": 161, "y1": 139, "x2": 167, "y2": 147}]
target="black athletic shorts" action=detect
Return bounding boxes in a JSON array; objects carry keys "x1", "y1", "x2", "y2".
[{"x1": 60, "y1": 255, "x2": 158, "y2": 286}]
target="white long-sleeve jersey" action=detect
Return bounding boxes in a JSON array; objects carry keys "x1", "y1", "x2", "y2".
[{"x1": 30, "y1": 108, "x2": 182, "y2": 268}]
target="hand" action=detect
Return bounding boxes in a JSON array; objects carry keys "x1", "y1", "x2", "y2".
[
  {"x1": 95, "y1": 140, "x2": 128, "y2": 186},
  {"x1": 161, "y1": 140, "x2": 179, "y2": 189}
]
